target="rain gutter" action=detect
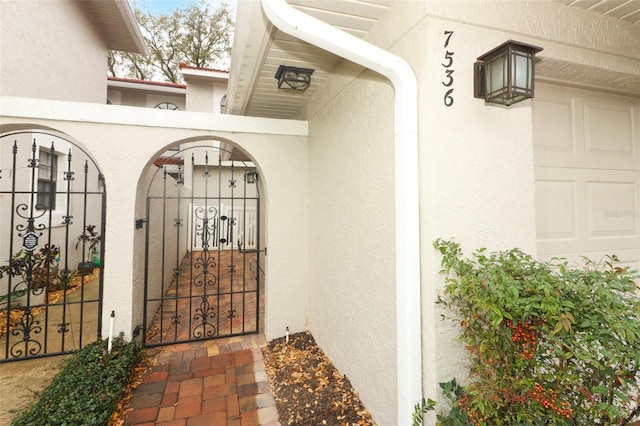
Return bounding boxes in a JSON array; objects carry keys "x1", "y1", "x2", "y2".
[{"x1": 260, "y1": 0, "x2": 422, "y2": 424}]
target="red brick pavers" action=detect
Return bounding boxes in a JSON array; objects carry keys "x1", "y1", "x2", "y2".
[
  {"x1": 146, "y1": 250, "x2": 265, "y2": 346},
  {"x1": 124, "y1": 335, "x2": 280, "y2": 426}
]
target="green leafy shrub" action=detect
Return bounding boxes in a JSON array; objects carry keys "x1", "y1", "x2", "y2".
[
  {"x1": 0, "y1": 244, "x2": 61, "y2": 290},
  {"x1": 11, "y1": 335, "x2": 141, "y2": 426},
  {"x1": 434, "y1": 239, "x2": 640, "y2": 425},
  {"x1": 412, "y1": 397, "x2": 436, "y2": 426}
]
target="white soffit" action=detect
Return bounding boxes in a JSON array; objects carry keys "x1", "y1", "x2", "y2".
[
  {"x1": 81, "y1": 0, "x2": 149, "y2": 55},
  {"x1": 229, "y1": 0, "x2": 639, "y2": 120},
  {"x1": 556, "y1": 0, "x2": 640, "y2": 25},
  {"x1": 229, "y1": 0, "x2": 393, "y2": 119}
]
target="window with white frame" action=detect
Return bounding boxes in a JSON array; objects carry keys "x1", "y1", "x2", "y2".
[
  {"x1": 32, "y1": 138, "x2": 71, "y2": 226},
  {"x1": 36, "y1": 149, "x2": 57, "y2": 210},
  {"x1": 220, "y1": 95, "x2": 227, "y2": 114}
]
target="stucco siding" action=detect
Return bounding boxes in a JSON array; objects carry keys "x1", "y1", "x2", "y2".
[
  {"x1": 132, "y1": 163, "x2": 188, "y2": 330},
  {"x1": 306, "y1": 68, "x2": 397, "y2": 425},
  {"x1": 1, "y1": 98, "x2": 309, "y2": 348},
  {"x1": 300, "y1": 1, "x2": 639, "y2": 423},
  {"x1": 185, "y1": 81, "x2": 216, "y2": 113},
  {"x1": 0, "y1": 1, "x2": 108, "y2": 103},
  {"x1": 414, "y1": 1, "x2": 638, "y2": 408}
]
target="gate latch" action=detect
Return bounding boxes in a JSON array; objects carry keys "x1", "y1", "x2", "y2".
[
  {"x1": 238, "y1": 240, "x2": 267, "y2": 255},
  {"x1": 135, "y1": 218, "x2": 147, "y2": 229}
]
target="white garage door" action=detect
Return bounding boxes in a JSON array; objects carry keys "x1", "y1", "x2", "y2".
[{"x1": 533, "y1": 83, "x2": 640, "y2": 270}]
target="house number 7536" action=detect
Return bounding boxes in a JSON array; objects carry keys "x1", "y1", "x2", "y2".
[{"x1": 442, "y1": 31, "x2": 454, "y2": 107}]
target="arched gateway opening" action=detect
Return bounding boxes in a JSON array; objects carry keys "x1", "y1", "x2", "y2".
[
  {"x1": 138, "y1": 141, "x2": 264, "y2": 347},
  {"x1": 0, "y1": 130, "x2": 105, "y2": 362}
]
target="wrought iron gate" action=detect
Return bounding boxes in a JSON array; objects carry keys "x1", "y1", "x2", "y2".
[
  {"x1": 142, "y1": 145, "x2": 262, "y2": 347},
  {"x1": 0, "y1": 132, "x2": 105, "y2": 363}
]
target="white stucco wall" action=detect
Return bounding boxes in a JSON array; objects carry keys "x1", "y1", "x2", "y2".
[
  {"x1": 107, "y1": 85, "x2": 186, "y2": 110},
  {"x1": 133, "y1": 163, "x2": 188, "y2": 330},
  {"x1": 0, "y1": 1, "x2": 108, "y2": 103},
  {"x1": 184, "y1": 80, "x2": 228, "y2": 113},
  {"x1": 2, "y1": 0, "x2": 638, "y2": 422},
  {"x1": 418, "y1": 18, "x2": 539, "y2": 403},
  {"x1": 0, "y1": 97, "x2": 309, "y2": 346},
  {"x1": 414, "y1": 1, "x2": 638, "y2": 413},
  {"x1": 300, "y1": 1, "x2": 638, "y2": 424},
  {"x1": 305, "y1": 66, "x2": 397, "y2": 425}
]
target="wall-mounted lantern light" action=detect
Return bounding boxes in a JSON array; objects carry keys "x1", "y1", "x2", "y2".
[
  {"x1": 474, "y1": 40, "x2": 543, "y2": 106},
  {"x1": 275, "y1": 65, "x2": 314, "y2": 91},
  {"x1": 245, "y1": 171, "x2": 258, "y2": 184}
]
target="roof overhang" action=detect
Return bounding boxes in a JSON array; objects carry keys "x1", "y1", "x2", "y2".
[
  {"x1": 107, "y1": 77, "x2": 186, "y2": 94},
  {"x1": 226, "y1": 0, "x2": 392, "y2": 120},
  {"x1": 226, "y1": 0, "x2": 640, "y2": 120},
  {"x1": 80, "y1": 0, "x2": 149, "y2": 55},
  {"x1": 180, "y1": 65, "x2": 230, "y2": 84}
]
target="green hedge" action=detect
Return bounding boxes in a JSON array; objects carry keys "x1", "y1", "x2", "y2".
[
  {"x1": 434, "y1": 239, "x2": 640, "y2": 425},
  {"x1": 12, "y1": 336, "x2": 141, "y2": 426}
]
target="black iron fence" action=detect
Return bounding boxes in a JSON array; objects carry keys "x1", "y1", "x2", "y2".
[
  {"x1": 142, "y1": 146, "x2": 262, "y2": 346},
  {"x1": 0, "y1": 132, "x2": 105, "y2": 362}
]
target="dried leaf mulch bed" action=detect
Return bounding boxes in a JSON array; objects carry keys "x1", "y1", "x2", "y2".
[
  {"x1": 108, "y1": 352, "x2": 152, "y2": 425},
  {"x1": 0, "y1": 270, "x2": 99, "y2": 337},
  {"x1": 262, "y1": 331, "x2": 376, "y2": 426}
]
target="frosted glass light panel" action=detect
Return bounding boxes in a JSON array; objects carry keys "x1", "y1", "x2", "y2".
[{"x1": 474, "y1": 40, "x2": 543, "y2": 106}]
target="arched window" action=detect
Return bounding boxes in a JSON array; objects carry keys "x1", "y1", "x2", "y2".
[
  {"x1": 220, "y1": 95, "x2": 227, "y2": 114},
  {"x1": 155, "y1": 102, "x2": 179, "y2": 110}
]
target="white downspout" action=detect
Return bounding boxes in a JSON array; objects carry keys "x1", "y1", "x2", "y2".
[{"x1": 260, "y1": 1, "x2": 422, "y2": 424}]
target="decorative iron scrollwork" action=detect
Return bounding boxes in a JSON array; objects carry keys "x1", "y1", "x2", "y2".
[
  {"x1": 194, "y1": 206, "x2": 217, "y2": 249},
  {"x1": 1, "y1": 134, "x2": 106, "y2": 362},
  {"x1": 193, "y1": 296, "x2": 217, "y2": 338},
  {"x1": 141, "y1": 146, "x2": 262, "y2": 348},
  {"x1": 16, "y1": 204, "x2": 46, "y2": 252},
  {"x1": 10, "y1": 308, "x2": 43, "y2": 358},
  {"x1": 193, "y1": 250, "x2": 217, "y2": 287}
]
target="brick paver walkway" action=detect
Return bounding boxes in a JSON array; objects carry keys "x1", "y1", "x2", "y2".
[
  {"x1": 146, "y1": 250, "x2": 264, "y2": 346},
  {"x1": 124, "y1": 335, "x2": 280, "y2": 426}
]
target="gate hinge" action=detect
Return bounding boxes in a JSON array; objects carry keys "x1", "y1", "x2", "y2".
[{"x1": 135, "y1": 218, "x2": 147, "y2": 229}]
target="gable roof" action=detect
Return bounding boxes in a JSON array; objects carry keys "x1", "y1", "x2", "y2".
[{"x1": 81, "y1": 0, "x2": 149, "y2": 55}]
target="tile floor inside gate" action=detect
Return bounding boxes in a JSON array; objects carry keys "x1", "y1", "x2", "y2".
[{"x1": 145, "y1": 250, "x2": 265, "y2": 345}]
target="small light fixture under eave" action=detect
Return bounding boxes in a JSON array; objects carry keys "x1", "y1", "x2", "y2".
[
  {"x1": 245, "y1": 171, "x2": 257, "y2": 184},
  {"x1": 474, "y1": 40, "x2": 543, "y2": 107},
  {"x1": 275, "y1": 65, "x2": 314, "y2": 91}
]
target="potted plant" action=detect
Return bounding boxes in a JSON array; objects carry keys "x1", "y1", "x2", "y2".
[
  {"x1": 0, "y1": 244, "x2": 60, "y2": 306},
  {"x1": 76, "y1": 224, "x2": 101, "y2": 274}
]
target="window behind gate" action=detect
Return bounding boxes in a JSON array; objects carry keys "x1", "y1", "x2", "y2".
[{"x1": 36, "y1": 149, "x2": 57, "y2": 210}]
